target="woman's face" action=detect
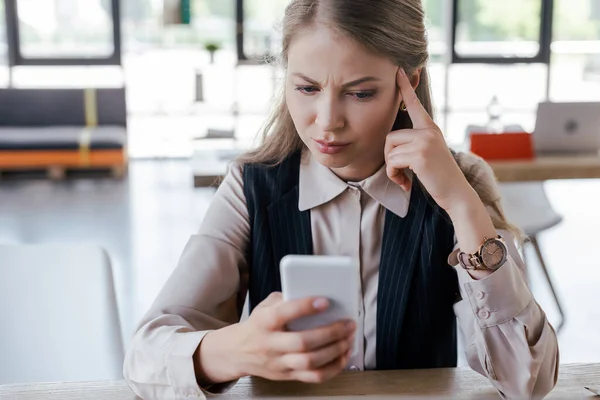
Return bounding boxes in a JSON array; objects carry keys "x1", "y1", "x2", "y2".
[{"x1": 286, "y1": 25, "x2": 402, "y2": 181}]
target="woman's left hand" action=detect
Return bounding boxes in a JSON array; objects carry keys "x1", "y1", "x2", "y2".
[{"x1": 385, "y1": 68, "x2": 474, "y2": 213}]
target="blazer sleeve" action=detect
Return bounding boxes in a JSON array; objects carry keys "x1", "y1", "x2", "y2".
[
  {"x1": 123, "y1": 163, "x2": 251, "y2": 400},
  {"x1": 452, "y1": 153, "x2": 559, "y2": 399}
]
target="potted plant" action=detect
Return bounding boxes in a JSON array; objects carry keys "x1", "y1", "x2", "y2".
[{"x1": 204, "y1": 42, "x2": 221, "y2": 64}]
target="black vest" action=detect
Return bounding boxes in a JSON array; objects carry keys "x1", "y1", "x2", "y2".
[{"x1": 242, "y1": 152, "x2": 459, "y2": 370}]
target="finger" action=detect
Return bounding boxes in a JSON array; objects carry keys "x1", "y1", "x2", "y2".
[
  {"x1": 384, "y1": 130, "x2": 418, "y2": 160},
  {"x1": 397, "y1": 68, "x2": 434, "y2": 129},
  {"x1": 390, "y1": 174, "x2": 412, "y2": 192},
  {"x1": 386, "y1": 162, "x2": 404, "y2": 178},
  {"x1": 397, "y1": 175, "x2": 412, "y2": 192},
  {"x1": 388, "y1": 141, "x2": 420, "y2": 159},
  {"x1": 292, "y1": 352, "x2": 351, "y2": 384},
  {"x1": 280, "y1": 336, "x2": 353, "y2": 371},
  {"x1": 387, "y1": 146, "x2": 419, "y2": 169},
  {"x1": 272, "y1": 320, "x2": 355, "y2": 353},
  {"x1": 268, "y1": 297, "x2": 330, "y2": 330},
  {"x1": 386, "y1": 164, "x2": 411, "y2": 192},
  {"x1": 386, "y1": 152, "x2": 415, "y2": 192},
  {"x1": 384, "y1": 133, "x2": 417, "y2": 188},
  {"x1": 256, "y1": 292, "x2": 283, "y2": 309}
]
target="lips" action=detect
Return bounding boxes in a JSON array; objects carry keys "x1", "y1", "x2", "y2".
[{"x1": 313, "y1": 139, "x2": 349, "y2": 155}]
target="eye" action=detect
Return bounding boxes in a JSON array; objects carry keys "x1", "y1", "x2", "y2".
[
  {"x1": 348, "y1": 91, "x2": 376, "y2": 100},
  {"x1": 295, "y1": 86, "x2": 320, "y2": 95}
]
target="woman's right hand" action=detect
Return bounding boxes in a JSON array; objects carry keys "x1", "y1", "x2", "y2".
[{"x1": 236, "y1": 292, "x2": 356, "y2": 383}]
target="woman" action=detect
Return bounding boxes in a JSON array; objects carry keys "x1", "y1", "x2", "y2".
[{"x1": 124, "y1": 0, "x2": 559, "y2": 399}]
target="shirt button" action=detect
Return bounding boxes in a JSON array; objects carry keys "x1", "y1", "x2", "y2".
[
  {"x1": 477, "y1": 309, "x2": 490, "y2": 320},
  {"x1": 349, "y1": 365, "x2": 360, "y2": 372},
  {"x1": 475, "y1": 291, "x2": 485, "y2": 300}
]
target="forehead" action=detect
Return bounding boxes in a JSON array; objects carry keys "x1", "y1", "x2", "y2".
[{"x1": 287, "y1": 24, "x2": 396, "y2": 79}]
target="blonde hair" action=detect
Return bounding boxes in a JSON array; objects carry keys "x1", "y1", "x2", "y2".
[{"x1": 239, "y1": 0, "x2": 520, "y2": 238}]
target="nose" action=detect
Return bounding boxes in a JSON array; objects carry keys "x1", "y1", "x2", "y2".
[{"x1": 315, "y1": 94, "x2": 345, "y2": 132}]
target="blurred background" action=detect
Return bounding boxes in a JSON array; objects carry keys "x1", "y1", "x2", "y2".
[{"x1": 1, "y1": 0, "x2": 599, "y2": 385}]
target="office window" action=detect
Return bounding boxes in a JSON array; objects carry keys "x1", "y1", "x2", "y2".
[
  {"x1": 553, "y1": 0, "x2": 600, "y2": 41},
  {"x1": 0, "y1": 1, "x2": 7, "y2": 86},
  {"x1": 16, "y1": 0, "x2": 115, "y2": 59},
  {"x1": 119, "y1": 0, "x2": 238, "y2": 116},
  {"x1": 164, "y1": 0, "x2": 235, "y2": 50},
  {"x1": 192, "y1": 0, "x2": 235, "y2": 48},
  {"x1": 241, "y1": 0, "x2": 288, "y2": 60},
  {"x1": 0, "y1": 0, "x2": 7, "y2": 64},
  {"x1": 119, "y1": 0, "x2": 237, "y2": 52},
  {"x1": 120, "y1": 0, "x2": 162, "y2": 49},
  {"x1": 550, "y1": 0, "x2": 600, "y2": 101},
  {"x1": 424, "y1": 0, "x2": 446, "y2": 58},
  {"x1": 423, "y1": 0, "x2": 448, "y2": 112},
  {"x1": 452, "y1": 0, "x2": 549, "y2": 63}
]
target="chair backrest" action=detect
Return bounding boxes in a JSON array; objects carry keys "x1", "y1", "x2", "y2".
[
  {"x1": 499, "y1": 182, "x2": 563, "y2": 237},
  {"x1": 0, "y1": 88, "x2": 127, "y2": 127},
  {"x1": 0, "y1": 244, "x2": 124, "y2": 384}
]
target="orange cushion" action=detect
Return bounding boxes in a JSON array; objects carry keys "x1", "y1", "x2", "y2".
[{"x1": 0, "y1": 150, "x2": 126, "y2": 169}]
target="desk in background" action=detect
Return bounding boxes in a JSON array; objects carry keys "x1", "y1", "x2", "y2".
[
  {"x1": 193, "y1": 151, "x2": 600, "y2": 187},
  {"x1": 489, "y1": 155, "x2": 600, "y2": 182},
  {"x1": 1, "y1": 363, "x2": 597, "y2": 399}
]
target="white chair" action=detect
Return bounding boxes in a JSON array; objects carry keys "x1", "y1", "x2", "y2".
[
  {"x1": 0, "y1": 244, "x2": 124, "y2": 384},
  {"x1": 499, "y1": 182, "x2": 565, "y2": 332}
]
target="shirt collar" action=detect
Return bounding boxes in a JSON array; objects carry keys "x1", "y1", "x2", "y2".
[{"x1": 298, "y1": 150, "x2": 411, "y2": 218}]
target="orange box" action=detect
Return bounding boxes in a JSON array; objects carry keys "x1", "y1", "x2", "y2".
[{"x1": 469, "y1": 132, "x2": 534, "y2": 161}]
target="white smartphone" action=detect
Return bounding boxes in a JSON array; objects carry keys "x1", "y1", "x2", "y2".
[{"x1": 280, "y1": 255, "x2": 360, "y2": 355}]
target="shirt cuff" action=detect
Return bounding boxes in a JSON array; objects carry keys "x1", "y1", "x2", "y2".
[
  {"x1": 453, "y1": 256, "x2": 533, "y2": 329},
  {"x1": 167, "y1": 330, "x2": 239, "y2": 398}
]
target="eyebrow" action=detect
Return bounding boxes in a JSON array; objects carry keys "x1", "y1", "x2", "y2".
[{"x1": 291, "y1": 73, "x2": 381, "y2": 88}]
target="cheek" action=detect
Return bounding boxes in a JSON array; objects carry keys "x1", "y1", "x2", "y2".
[
  {"x1": 349, "y1": 101, "x2": 398, "y2": 140},
  {"x1": 286, "y1": 90, "x2": 313, "y2": 132}
]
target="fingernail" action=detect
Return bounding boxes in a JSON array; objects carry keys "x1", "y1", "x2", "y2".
[
  {"x1": 399, "y1": 68, "x2": 406, "y2": 76},
  {"x1": 313, "y1": 298, "x2": 329, "y2": 310}
]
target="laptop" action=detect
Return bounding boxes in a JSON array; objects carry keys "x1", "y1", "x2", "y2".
[{"x1": 533, "y1": 102, "x2": 600, "y2": 155}]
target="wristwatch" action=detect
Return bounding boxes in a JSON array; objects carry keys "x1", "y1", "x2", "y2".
[{"x1": 457, "y1": 235, "x2": 508, "y2": 271}]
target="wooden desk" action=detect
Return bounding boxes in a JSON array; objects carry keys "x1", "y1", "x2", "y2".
[
  {"x1": 193, "y1": 151, "x2": 600, "y2": 187},
  {"x1": 1, "y1": 363, "x2": 597, "y2": 399},
  {"x1": 489, "y1": 155, "x2": 600, "y2": 182}
]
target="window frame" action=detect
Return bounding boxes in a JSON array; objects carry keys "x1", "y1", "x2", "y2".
[
  {"x1": 235, "y1": 0, "x2": 246, "y2": 61},
  {"x1": 3, "y1": 0, "x2": 122, "y2": 66},
  {"x1": 450, "y1": 0, "x2": 554, "y2": 64}
]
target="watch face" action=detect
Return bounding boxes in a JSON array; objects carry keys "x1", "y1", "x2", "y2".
[
  {"x1": 481, "y1": 239, "x2": 506, "y2": 269},
  {"x1": 481, "y1": 239, "x2": 508, "y2": 269}
]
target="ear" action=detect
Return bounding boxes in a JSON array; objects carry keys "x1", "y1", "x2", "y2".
[
  {"x1": 410, "y1": 68, "x2": 421, "y2": 90},
  {"x1": 394, "y1": 67, "x2": 423, "y2": 114},
  {"x1": 395, "y1": 67, "x2": 422, "y2": 103}
]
